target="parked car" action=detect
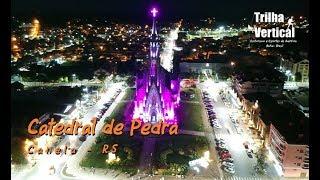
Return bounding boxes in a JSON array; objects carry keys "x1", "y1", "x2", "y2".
[
  {"x1": 214, "y1": 124, "x2": 222, "y2": 128},
  {"x1": 246, "y1": 149, "x2": 253, "y2": 158},
  {"x1": 215, "y1": 138, "x2": 225, "y2": 143},
  {"x1": 223, "y1": 166, "x2": 235, "y2": 174},
  {"x1": 220, "y1": 152, "x2": 232, "y2": 159},
  {"x1": 222, "y1": 161, "x2": 234, "y2": 168},
  {"x1": 243, "y1": 142, "x2": 249, "y2": 149},
  {"x1": 223, "y1": 158, "x2": 234, "y2": 163}
]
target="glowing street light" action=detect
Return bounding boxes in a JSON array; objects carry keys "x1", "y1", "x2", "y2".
[
  {"x1": 219, "y1": 26, "x2": 225, "y2": 31},
  {"x1": 230, "y1": 61, "x2": 235, "y2": 66}
]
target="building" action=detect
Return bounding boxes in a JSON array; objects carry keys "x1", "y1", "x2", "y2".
[
  {"x1": 29, "y1": 18, "x2": 41, "y2": 39},
  {"x1": 132, "y1": 8, "x2": 180, "y2": 123},
  {"x1": 292, "y1": 59, "x2": 309, "y2": 82},
  {"x1": 241, "y1": 93, "x2": 309, "y2": 178},
  {"x1": 269, "y1": 124, "x2": 309, "y2": 178},
  {"x1": 284, "y1": 88, "x2": 309, "y2": 117},
  {"x1": 280, "y1": 57, "x2": 309, "y2": 83},
  {"x1": 179, "y1": 54, "x2": 229, "y2": 75},
  {"x1": 232, "y1": 68, "x2": 284, "y2": 97}
]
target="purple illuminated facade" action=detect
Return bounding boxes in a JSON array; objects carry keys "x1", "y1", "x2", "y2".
[{"x1": 132, "y1": 8, "x2": 180, "y2": 123}]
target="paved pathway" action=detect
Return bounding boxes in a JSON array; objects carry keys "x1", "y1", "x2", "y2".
[{"x1": 139, "y1": 138, "x2": 156, "y2": 171}]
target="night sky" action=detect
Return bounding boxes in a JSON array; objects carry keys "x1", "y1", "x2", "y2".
[{"x1": 11, "y1": 0, "x2": 309, "y2": 23}]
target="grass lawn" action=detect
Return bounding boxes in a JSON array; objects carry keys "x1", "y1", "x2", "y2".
[
  {"x1": 180, "y1": 88, "x2": 201, "y2": 102},
  {"x1": 80, "y1": 133, "x2": 142, "y2": 175},
  {"x1": 105, "y1": 102, "x2": 131, "y2": 123},
  {"x1": 178, "y1": 102, "x2": 205, "y2": 131},
  {"x1": 154, "y1": 135, "x2": 209, "y2": 175},
  {"x1": 122, "y1": 88, "x2": 135, "y2": 101}
]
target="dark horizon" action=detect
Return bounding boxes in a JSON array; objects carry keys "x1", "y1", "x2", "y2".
[{"x1": 11, "y1": 0, "x2": 309, "y2": 25}]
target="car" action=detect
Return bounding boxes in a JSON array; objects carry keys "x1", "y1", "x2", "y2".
[
  {"x1": 215, "y1": 146, "x2": 227, "y2": 151},
  {"x1": 210, "y1": 118, "x2": 216, "y2": 121},
  {"x1": 211, "y1": 119, "x2": 218, "y2": 123},
  {"x1": 79, "y1": 135, "x2": 87, "y2": 142},
  {"x1": 209, "y1": 114, "x2": 216, "y2": 118},
  {"x1": 216, "y1": 141, "x2": 225, "y2": 146},
  {"x1": 219, "y1": 149, "x2": 230, "y2": 155},
  {"x1": 222, "y1": 161, "x2": 234, "y2": 168},
  {"x1": 208, "y1": 113, "x2": 216, "y2": 117},
  {"x1": 223, "y1": 158, "x2": 234, "y2": 163},
  {"x1": 223, "y1": 166, "x2": 235, "y2": 174},
  {"x1": 246, "y1": 149, "x2": 253, "y2": 158},
  {"x1": 215, "y1": 138, "x2": 225, "y2": 143},
  {"x1": 211, "y1": 122, "x2": 219, "y2": 126},
  {"x1": 220, "y1": 152, "x2": 232, "y2": 159},
  {"x1": 214, "y1": 124, "x2": 222, "y2": 128},
  {"x1": 218, "y1": 143, "x2": 227, "y2": 149},
  {"x1": 104, "y1": 103, "x2": 112, "y2": 107},
  {"x1": 210, "y1": 122, "x2": 216, "y2": 127}
]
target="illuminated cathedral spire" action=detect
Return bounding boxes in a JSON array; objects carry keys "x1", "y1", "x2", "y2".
[
  {"x1": 151, "y1": 7, "x2": 158, "y2": 35},
  {"x1": 132, "y1": 7, "x2": 180, "y2": 124}
]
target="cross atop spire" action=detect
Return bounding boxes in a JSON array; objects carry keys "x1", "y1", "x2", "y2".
[{"x1": 151, "y1": 8, "x2": 158, "y2": 17}]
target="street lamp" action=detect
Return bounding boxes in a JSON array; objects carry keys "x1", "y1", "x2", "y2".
[
  {"x1": 230, "y1": 61, "x2": 235, "y2": 66},
  {"x1": 83, "y1": 87, "x2": 88, "y2": 93}
]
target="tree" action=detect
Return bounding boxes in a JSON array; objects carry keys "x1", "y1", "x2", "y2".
[
  {"x1": 295, "y1": 72, "x2": 302, "y2": 82},
  {"x1": 125, "y1": 76, "x2": 135, "y2": 87},
  {"x1": 97, "y1": 73, "x2": 107, "y2": 82},
  {"x1": 218, "y1": 67, "x2": 232, "y2": 80},
  {"x1": 254, "y1": 145, "x2": 268, "y2": 175},
  {"x1": 11, "y1": 81, "x2": 24, "y2": 91}
]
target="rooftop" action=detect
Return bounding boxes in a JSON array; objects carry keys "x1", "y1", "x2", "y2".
[
  {"x1": 285, "y1": 88, "x2": 309, "y2": 108},
  {"x1": 234, "y1": 67, "x2": 285, "y2": 83},
  {"x1": 180, "y1": 54, "x2": 229, "y2": 64}
]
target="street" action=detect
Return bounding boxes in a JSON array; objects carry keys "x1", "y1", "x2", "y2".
[
  {"x1": 199, "y1": 80, "x2": 279, "y2": 179},
  {"x1": 12, "y1": 82, "x2": 126, "y2": 180}
]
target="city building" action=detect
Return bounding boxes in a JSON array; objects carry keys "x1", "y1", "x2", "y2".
[
  {"x1": 179, "y1": 55, "x2": 229, "y2": 75},
  {"x1": 241, "y1": 93, "x2": 309, "y2": 178},
  {"x1": 29, "y1": 18, "x2": 41, "y2": 39},
  {"x1": 280, "y1": 57, "x2": 309, "y2": 83},
  {"x1": 284, "y1": 88, "x2": 309, "y2": 117},
  {"x1": 232, "y1": 68, "x2": 284, "y2": 97},
  {"x1": 132, "y1": 8, "x2": 180, "y2": 123}
]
